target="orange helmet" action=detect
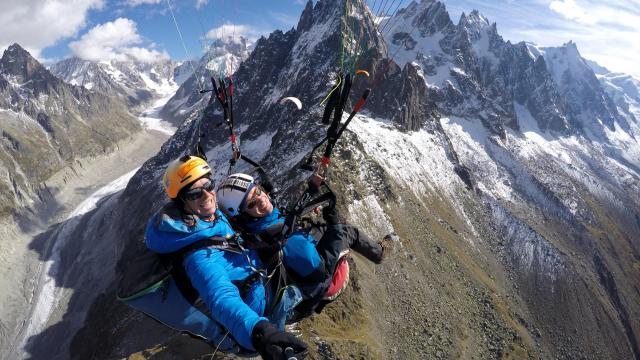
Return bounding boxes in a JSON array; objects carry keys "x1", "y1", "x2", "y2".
[{"x1": 163, "y1": 156, "x2": 212, "y2": 199}]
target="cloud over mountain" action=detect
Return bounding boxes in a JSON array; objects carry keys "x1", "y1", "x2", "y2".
[
  {"x1": 0, "y1": 0, "x2": 103, "y2": 59},
  {"x1": 69, "y1": 18, "x2": 169, "y2": 62},
  {"x1": 205, "y1": 23, "x2": 262, "y2": 42}
]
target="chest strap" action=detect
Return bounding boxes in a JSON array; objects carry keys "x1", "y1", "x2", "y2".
[{"x1": 175, "y1": 235, "x2": 243, "y2": 261}]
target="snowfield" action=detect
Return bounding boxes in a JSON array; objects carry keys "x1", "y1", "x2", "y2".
[{"x1": 138, "y1": 92, "x2": 178, "y2": 135}]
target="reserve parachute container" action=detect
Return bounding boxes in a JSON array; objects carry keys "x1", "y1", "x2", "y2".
[
  {"x1": 116, "y1": 241, "x2": 302, "y2": 356},
  {"x1": 115, "y1": 245, "x2": 255, "y2": 354}
]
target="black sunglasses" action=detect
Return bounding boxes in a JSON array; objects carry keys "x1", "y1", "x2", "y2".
[
  {"x1": 182, "y1": 179, "x2": 215, "y2": 201},
  {"x1": 244, "y1": 186, "x2": 263, "y2": 210}
]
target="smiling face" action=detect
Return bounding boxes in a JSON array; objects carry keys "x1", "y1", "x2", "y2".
[
  {"x1": 243, "y1": 185, "x2": 273, "y2": 218},
  {"x1": 183, "y1": 177, "x2": 217, "y2": 218}
]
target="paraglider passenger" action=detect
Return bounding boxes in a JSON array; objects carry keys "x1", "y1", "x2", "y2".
[
  {"x1": 216, "y1": 173, "x2": 396, "y2": 315},
  {"x1": 144, "y1": 156, "x2": 308, "y2": 360}
]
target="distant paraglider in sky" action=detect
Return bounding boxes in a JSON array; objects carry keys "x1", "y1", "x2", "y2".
[{"x1": 279, "y1": 96, "x2": 303, "y2": 110}]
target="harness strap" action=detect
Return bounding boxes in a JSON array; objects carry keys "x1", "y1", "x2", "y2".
[
  {"x1": 282, "y1": 185, "x2": 337, "y2": 239},
  {"x1": 175, "y1": 236, "x2": 243, "y2": 260},
  {"x1": 166, "y1": 235, "x2": 259, "y2": 319}
]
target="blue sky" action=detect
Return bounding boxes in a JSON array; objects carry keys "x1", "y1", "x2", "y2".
[{"x1": 1, "y1": 0, "x2": 638, "y2": 77}]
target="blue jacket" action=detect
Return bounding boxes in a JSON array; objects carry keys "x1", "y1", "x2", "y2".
[
  {"x1": 145, "y1": 204, "x2": 267, "y2": 350},
  {"x1": 242, "y1": 207, "x2": 323, "y2": 279}
]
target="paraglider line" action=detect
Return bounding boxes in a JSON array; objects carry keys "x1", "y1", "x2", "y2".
[
  {"x1": 320, "y1": 75, "x2": 342, "y2": 106},
  {"x1": 369, "y1": 0, "x2": 380, "y2": 23},
  {"x1": 165, "y1": 0, "x2": 203, "y2": 92},
  {"x1": 376, "y1": 0, "x2": 392, "y2": 20},
  {"x1": 378, "y1": 0, "x2": 404, "y2": 35}
]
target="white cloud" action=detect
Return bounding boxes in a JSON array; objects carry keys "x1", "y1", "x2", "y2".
[
  {"x1": 195, "y1": 0, "x2": 208, "y2": 9},
  {"x1": 549, "y1": 0, "x2": 598, "y2": 24},
  {"x1": 544, "y1": 1, "x2": 640, "y2": 78},
  {"x1": 122, "y1": 46, "x2": 170, "y2": 62},
  {"x1": 69, "y1": 18, "x2": 168, "y2": 63},
  {"x1": 126, "y1": 0, "x2": 161, "y2": 5},
  {"x1": 206, "y1": 23, "x2": 261, "y2": 42},
  {"x1": 0, "y1": 0, "x2": 104, "y2": 58}
]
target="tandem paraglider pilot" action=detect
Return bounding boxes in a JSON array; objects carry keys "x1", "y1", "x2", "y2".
[
  {"x1": 143, "y1": 155, "x2": 308, "y2": 360},
  {"x1": 217, "y1": 172, "x2": 396, "y2": 318}
]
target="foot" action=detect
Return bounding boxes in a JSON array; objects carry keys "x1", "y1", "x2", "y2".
[{"x1": 378, "y1": 232, "x2": 398, "y2": 262}]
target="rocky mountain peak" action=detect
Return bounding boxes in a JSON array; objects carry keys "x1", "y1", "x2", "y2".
[
  {"x1": 456, "y1": 9, "x2": 499, "y2": 45},
  {"x1": 2, "y1": 43, "x2": 38, "y2": 69},
  {"x1": 309, "y1": 0, "x2": 348, "y2": 28},
  {"x1": 593, "y1": 63, "x2": 640, "y2": 124},
  {"x1": 49, "y1": 57, "x2": 103, "y2": 87},
  {"x1": 297, "y1": 0, "x2": 314, "y2": 32},
  {"x1": 401, "y1": 0, "x2": 453, "y2": 36},
  {"x1": 459, "y1": 10, "x2": 490, "y2": 30},
  {"x1": 0, "y1": 43, "x2": 55, "y2": 86},
  {"x1": 539, "y1": 41, "x2": 626, "y2": 132},
  {"x1": 459, "y1": 9, "x2": 490, "y2": 28},
  {"x1": 540, "y1": 41, "x2": 584, "y2": 77},
  {"x1": 525, "y1": 41, "x2": 544, "y2": 60},
  {"x1": 206, "y1": 36, "x2": 251, "y2": 58}
]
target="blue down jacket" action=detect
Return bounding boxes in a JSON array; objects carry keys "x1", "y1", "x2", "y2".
[
  {"x1": 241, "y1": 207, "x2": 324, "y2": 280},
  {"x1": 145, "y1": 205, "x2": 267, "y2": 350}
]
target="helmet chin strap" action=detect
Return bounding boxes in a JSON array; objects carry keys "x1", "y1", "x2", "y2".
[{"x1": 184, "y1": 199, "x2": 217, "y2": 221}]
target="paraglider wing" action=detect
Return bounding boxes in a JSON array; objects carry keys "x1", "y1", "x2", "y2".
[
  {"x1": 279, "y1": 96, "x2": 303, "y2": 110},
  {"x1": 355, "y1": 69, "x2": 370, "y2": 77}
]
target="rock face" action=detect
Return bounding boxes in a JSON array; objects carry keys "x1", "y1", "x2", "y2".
[
  {"x1": 0, "y1": 44, "x2": 141, "y2": 218},
  {"x1": 25, "y1": 0, "x2": 640, "y2": 359}
]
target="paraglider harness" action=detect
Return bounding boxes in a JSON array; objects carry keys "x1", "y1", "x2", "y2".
[
  {"x1": 161, "y1": 233, "x2": 264, "y2": 319},
  {"x1": 117, "y1": 207, "x2": 267, "y2": 349},
  {"x1": 116, "y1": 237, "x2": 265, "y2": 356},
  {"x1": 195, "y1": 71, "x2": 371, "y2": 308}
]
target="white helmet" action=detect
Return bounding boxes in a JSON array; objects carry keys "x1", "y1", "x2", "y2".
[{"x1": 216, "y1": 173, "x2": 255, "y2": 217}]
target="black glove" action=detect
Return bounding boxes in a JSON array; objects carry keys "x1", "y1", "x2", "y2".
[
  {"x1": 252, "y1": 320, "x2": 308, "y2": 360},
  {"x1": 322, "y1": 204, "x2": 340, "y2": 225}
]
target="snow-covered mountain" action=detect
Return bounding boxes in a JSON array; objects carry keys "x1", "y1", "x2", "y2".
[
  {"x1": 204, "y1": 36, "x2": 252, "y2": 75},
  {"x1": 587, "y1": 59, "x2": 640, "y2": 136},
  {"x1": 532, "y1": 42, "x2": 628, "y2": 135},
  {"x1": 0, "y1": 44, "x2": 141, "y2": 218},
  {"x1": 382, "y1": 0, "x2": 640, "y2": 357},
  {"x1": 20, "y1": 0, "x2": 640, "y2": 359},
  {"x1": 173, "y1": 59, "x2": 198, "y2": 86},
  {"x1": 50, "y1": 57, "x2": 189, "y2": 110},
  {"x1": 160, "y1": 35, "x2": 253, "y2": 124},
  {"x1": 0, "y1": 44, "x2": 145, "y2": 360}
]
